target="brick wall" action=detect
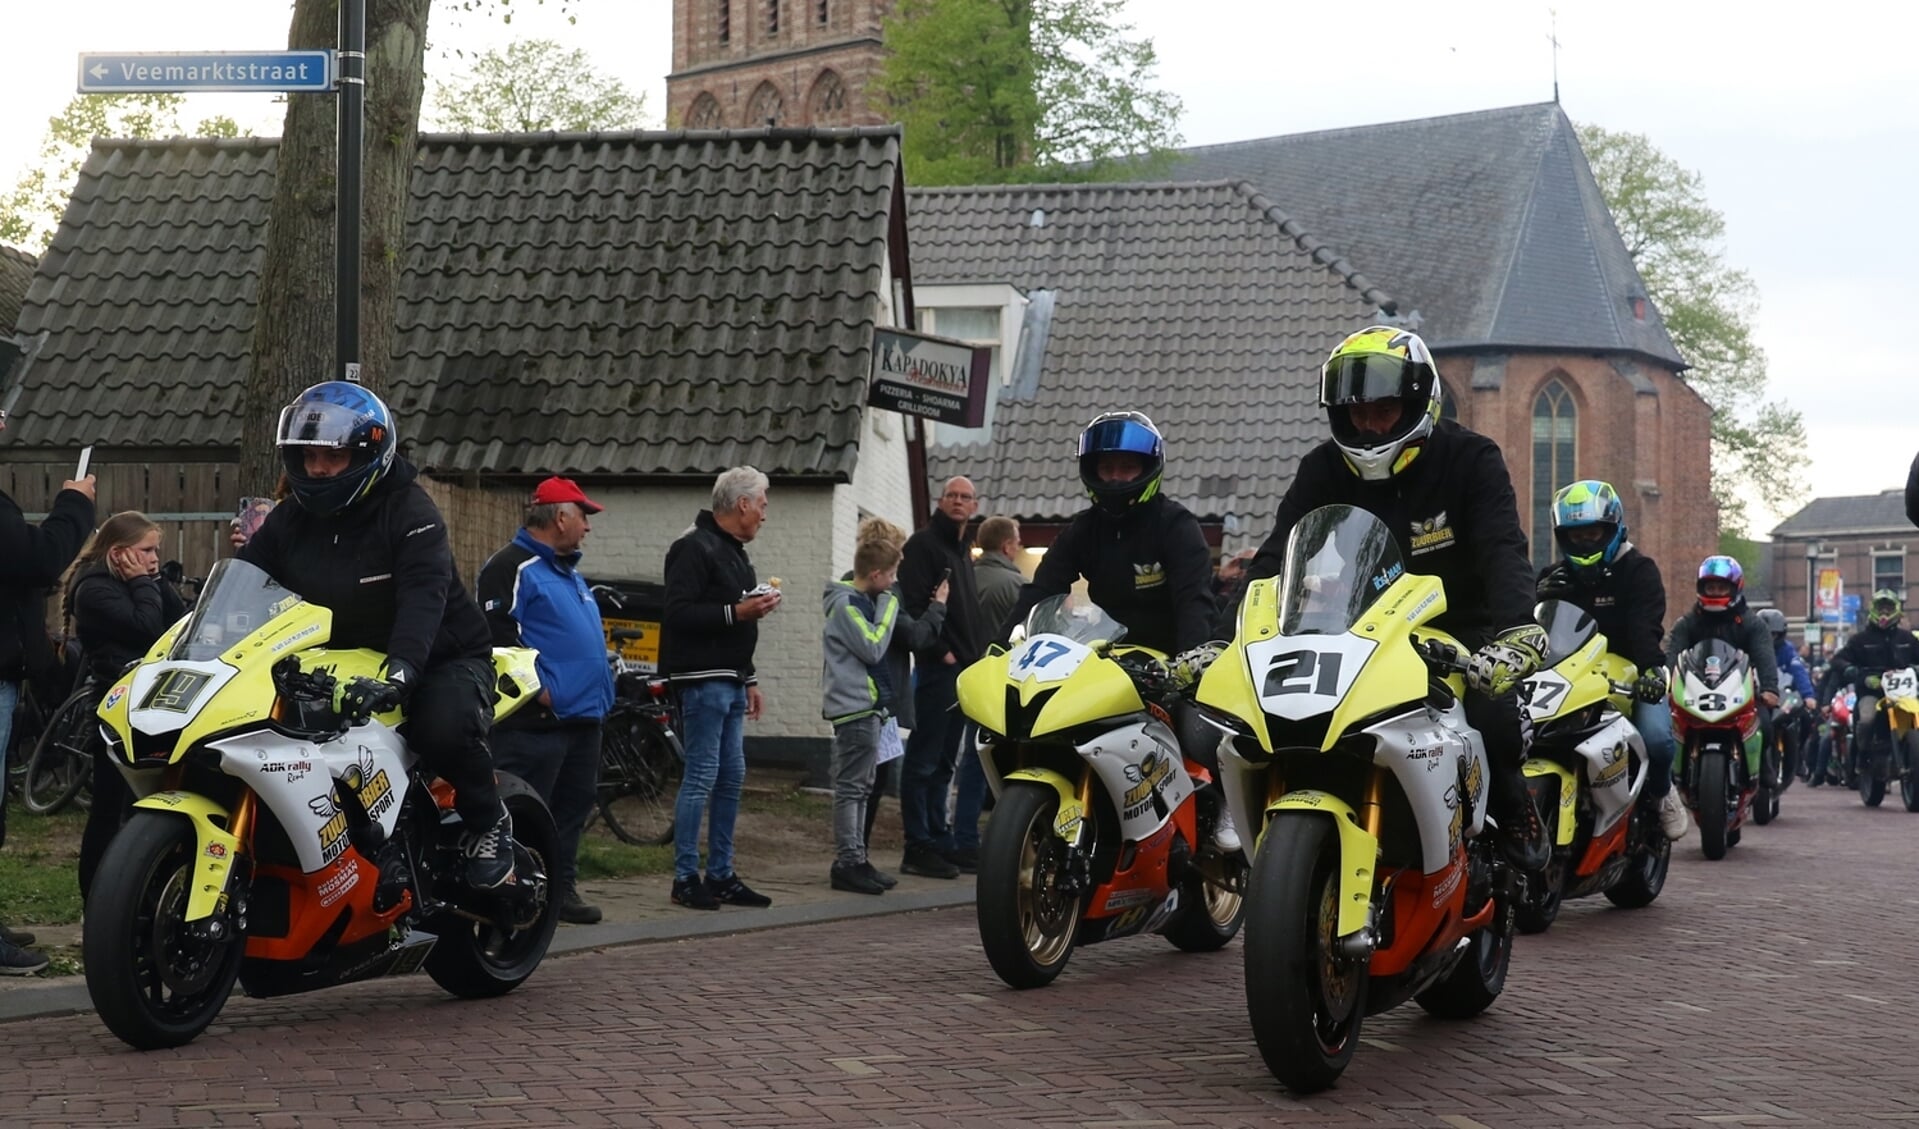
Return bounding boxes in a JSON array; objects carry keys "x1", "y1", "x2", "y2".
[
  {"x1": 1771, "y1": 525, "x2": 1917, "y2": 656},
  {"x1": 668, "y1": 0, "x2": 891, "y2": 127}
]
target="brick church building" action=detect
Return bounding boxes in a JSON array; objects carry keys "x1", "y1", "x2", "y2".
[{"x1": 667, "y1": 0, "x2": 892, "y2": 128}]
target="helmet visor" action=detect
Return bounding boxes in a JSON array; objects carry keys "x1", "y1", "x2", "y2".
[
  {"x1": 276, "y1": 400, "x2": 375, "y2": 449},
  {"x1": 1077, "y1": 417, "x2": 1161, "y2": 459},
  {"x1": 1321, "y1": 354, "x2": 1412, "y2": 405},
  {"x1": 1554, "y1": 522, "x2": 1616, "y2": 564}
]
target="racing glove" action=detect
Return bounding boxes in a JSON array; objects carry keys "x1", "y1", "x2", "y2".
[
  {"x1": 1169, "y1": 640, "x2": 1228, "y2": 689},
  {"x1": 1466, "y1": 623, "x2": 1550, "y2": 698},
  {"x1": 340, "y1": 658, "x2": 418, "y2": 723},
  {"x1": 1867, "y1": 673, "x2": 1882, "y2": 691},
  {"x1": 1534, "y1": 563, "x2": 1577, "y2": 601},
  {"x1": 1633, "y1": 666, "x2": 1668, "y2": 704}
]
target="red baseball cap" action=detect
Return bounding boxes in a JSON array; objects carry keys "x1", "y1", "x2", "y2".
[{"x1": 530, "y1": 476, "x2": 603, "y2": 514}]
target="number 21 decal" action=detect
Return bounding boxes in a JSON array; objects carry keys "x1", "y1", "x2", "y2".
[{"x1": 1264, "y1": 649, "x2": 1344, "y2": 697}]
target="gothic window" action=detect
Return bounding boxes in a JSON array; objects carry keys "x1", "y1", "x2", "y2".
[
  {"x1": 717, "y1": 0, "x2": 730, "y2": 44},
  {"x1": 766, "y1": 0, "x2": 780, "y2": 35},
  {"x1": 1531, "y1": 377, "x2": 1578, "y2": 568},
  {"x1": 747, "y1": 81, "x2": 783, "y2": 126},
  {"x1": 686, "y1": 93, "x2": 724, "y2": 130},
  {"x1": 809, "y1": 69, "x2": 848, "y2": 125},
  {"x1": 817, "y1": 0, "x2": 830, "y2": 24}
]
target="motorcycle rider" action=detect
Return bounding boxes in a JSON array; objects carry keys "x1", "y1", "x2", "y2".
[
  {"x1": 1816, "y1": 590, "x2": 1919, "y2": 776},
  {"x1": 1536, "y1": 480, "x2": 1689, "y2": 840},
  {"x1": 997, "y1": 411, "x2": 1228, "y2": 845},
  {"x1": 1665, "y1": 556, "x2": 1780, "y2": 752},
  {"x1": 239, "y1": 382, "x2": 516, "y2": 889},
  {"x1": 1757, "y1": 607, "x2": 1817, "y2": 779},
  {"x1": 1195, "y1": 326, "x2": 1550, "y2": 872}
]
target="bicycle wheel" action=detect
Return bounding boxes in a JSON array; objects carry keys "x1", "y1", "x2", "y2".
[
  {"x1": 24, "y1": 687, "x2": 99, "y2": 815},
  {"x1": 598, "y1": 711, "x2": 683, "y2": 846}
]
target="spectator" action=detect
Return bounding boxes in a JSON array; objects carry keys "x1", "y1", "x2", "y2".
[
  {"x1": 1213, "y1": 547, "x2": 1256, "y2": 604},
  {"x1": 973, "y1": 516, "x2": 1023, "y2": 632},
  {"x1": 850, "y1": 518, "x2": 946, "y2": 859},
  {"x1": 821, "y1": 536, "x2": 916, "y2": 895},
  {"x1": 67, "y1": 511, "x2": 186, "y2": 903},
  {"x1": 661, "y1": 466, "x2": 780, "y2": 911},
  {"x1": 896, "y1": 476, "x2": 985, "y2": 878},
  {"x1": 0, "y1": 412, "x2": 96, "y2": 974},
  {"x1": 477, "y1": 477, "x2": 617, "y2": 925}
]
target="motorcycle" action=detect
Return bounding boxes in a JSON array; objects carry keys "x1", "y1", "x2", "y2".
[
  {"x1": 83, "y1": 558, "x2": 562, "y2": 1049},
  {"x1": 1814, "y1": 692, "x2": 1852, "y2": 788},
  {"x1": 956, "y1": 594, "x2": 1247, "y2": 990},
  {"x1": 1849, "y1": 666, "x2": 1919, "y2": 810},
  {"x1": 1669, "y1": 640, "x2": 1763, "y2": 859},
  {"x1": 1513, "y1": 600, "x2": 1668, "y2": 935},
  {"x1": 1193, "y1": 504, "x2": 1515, "y2": 1094}
]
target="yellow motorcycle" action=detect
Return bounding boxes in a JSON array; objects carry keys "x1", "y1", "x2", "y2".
[
  {"x1": 1195, "y1": 504, "x2": 1515, "y2": 1094},
  {"x1": 958, "y1": 595, "x2": 1247, "y2": 989},
  {"x1": 83, "y1": 559, "x2": 559, "y2": 1049},
  {"x1": 1513, "y1": 600, "x2": 1668, "y2": 934}
]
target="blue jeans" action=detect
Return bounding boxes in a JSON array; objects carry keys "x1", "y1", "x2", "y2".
[
  {"x1": 673, "y1": 680, "x2": 746, "y2": 882},
  {"x1": 952, "y1": 723, "x2": 988, "y2": 851},
  {"x1": 901, "y1": 665, "x2": 961, "y2": 850},
  {"x1": 1634, "y1": 698, "x2": 1676, "y2": 799}
]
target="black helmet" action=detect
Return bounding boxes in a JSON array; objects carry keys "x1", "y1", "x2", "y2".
[
  {"x1": 276, "y1": 381, "x2": 398, "y2": 517},
  {"x1": 1077, "y1": 411, "x2": 1164, "y2": 516}
]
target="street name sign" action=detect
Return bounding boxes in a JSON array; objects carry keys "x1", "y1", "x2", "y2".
[{"x1": 78, "y1": 51, "x2": 334, "y2": 94}]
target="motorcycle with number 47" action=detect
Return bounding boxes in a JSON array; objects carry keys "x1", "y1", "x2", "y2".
[
  {"x1": 83, "y1": 559, "x2": 562, "y2": 1049},
  {"x1": 1194, "y1": 505, "x2": 1516, "y2": 1094},
  {"x1": 957, "y1": 595, "x2": 1248, "y2": 990}
]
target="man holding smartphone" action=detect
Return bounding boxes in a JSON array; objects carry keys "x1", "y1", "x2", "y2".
[{"x1": 895, "y1": 476, "x2": 985, "y2": 878}]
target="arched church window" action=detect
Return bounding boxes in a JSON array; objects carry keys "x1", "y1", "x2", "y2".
[
  {"x1": 747, "y1": 81, "x2": 783, "y2": 126},
  {"x1": 809, "y1": 70, "x2": 848, "y2": 125},
  {"x1": 686, "y1": 93, "x2": 724, "y2": 130},
  {"x1": 1531, "y1": 377, "x2": 1578, "y2": 568}
]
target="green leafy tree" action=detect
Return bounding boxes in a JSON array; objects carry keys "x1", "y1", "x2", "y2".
[
  {"x1": 427, "y1": 38, "x2": 648, "y2": 132},
  {"x1": 876, "y1": 0, "x2": 1182, "y2": 186},
  {"x1": 0, "y1": 94, "x2": 241, "y2": 252},
  {"x1": 1579, "y1": 124, "x2": 1807, "y2": 538}
]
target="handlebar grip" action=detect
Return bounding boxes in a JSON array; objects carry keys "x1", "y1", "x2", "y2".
[{"x1": 610, "y1": 628, "x2": 646, "y2": 642}]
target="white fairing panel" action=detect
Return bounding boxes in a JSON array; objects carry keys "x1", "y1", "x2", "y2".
[
  {"x1": 1575, "y1": 712, "x2": 1645, "y2": 837},
  {"x1": 209, "y1": 725, "x2": 414, "y2": 873},
  {"x1": 126, "y1": 660, "x2": 242, "y2": 736},
  {"x1": 1368, "y1": 700, "x2": 1487, "y2": 874},
  {"x1": 1076, "y1": 719, "x2": 1193, "y2": 842}
]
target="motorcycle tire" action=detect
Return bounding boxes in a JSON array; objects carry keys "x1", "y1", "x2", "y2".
[
  {"x1": 22, "y1": 686, "x2": 97, "y2": 816},
  {"x1": 425, "y1": 774, "x2": 563, "y2": 999},
  {"x1": 1754, "y1": 747, "x2": 1779, "y2": 826},
  {"x1": 1900, "y1": 731, "x2": 1919, "y2": 814},
  {"x1": 976, "y1": 783, "x2": 1083, "y2": 989},
  {"x1": 1415, "y1": 850, "x2": 1514, "y2": 1020},
  {"x1": 1162, "y1": 851, "x2": 1247, "y2": 953},
  {"x1": 83, "y1": 811, "x2": 245, "y2": 1049},
  {"x1": 1243, "y1": 812, "x2": 1365, "y2": 1094},
  {"x1": 1515, "y1": 777, "x2": 1564, "y2": 935},
  {"x1": 1604, "y1": 806, "x2": 1671, "y2": 909},
  {"x1": 1697, "y1": 752, "x2": 1729, "y2": 860},
  {"x1": 1861, "y1": 758, "x2": 1886, "y2": 808}
]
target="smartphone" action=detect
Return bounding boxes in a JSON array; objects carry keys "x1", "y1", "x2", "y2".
[
  {"x1": 937, "y1": 567, "x2": 952, "y2": 586},
  {"x1": 74, "y1": 445, "x2": 93, "y2": 480},
  {"x1": 235, "y1": 496, "x2": 275, "y2": 544}
]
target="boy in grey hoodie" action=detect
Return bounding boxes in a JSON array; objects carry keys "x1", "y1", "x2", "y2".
[{"x1": 822, "y1": 538, "x2": 907, "y2": 894}]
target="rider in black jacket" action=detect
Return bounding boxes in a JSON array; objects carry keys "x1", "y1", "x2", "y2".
[
  {"x1": 1818, "y1": 590, "x2": 1919, "y2": 753},
  {"x1": 1202, "y1": 326, "x2": 1550, "y2": 872},
  {"x1": 239, "y1": 382, "x2": 513, "y2": 889},
  {"x1": 1666, "y1": 555, "x2": 1780, "y2": 752}
]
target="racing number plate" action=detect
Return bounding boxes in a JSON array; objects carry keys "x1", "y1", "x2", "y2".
[{"x1": 1885, "y1": 668, "x2": 1918, "y2": 700}]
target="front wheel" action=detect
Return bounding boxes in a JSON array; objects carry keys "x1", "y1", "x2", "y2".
[
  {"x1": 1861, "y1": 751, "x2": 1887, "y2": 808},
  {"x1": 83, "y1": 811, "x2": 245, "y2": 1049},
  {"x1": 425, "y1": 776, "x2": 563, "y2": 999},
  {"x1": 1754, "y1": 745, "x2": 1779, "y2": 825},
  {"x1": 976, "y1": 783, "x2": 1084, "y2": 989},
  {"x1": 1901, "y1": 732, "x2": 1919, "y2": 813},
  {"x1": 1697, "y1": 752, "x2": 1729, "y2": 860},
  {"x1": 1604, "y1": 804, "x2": 1671, "y2": 909},
  {"x1": 1162, "y1": 850, "x2": 1248, "y2": 952},
  {"x1": 1515, "y1": 777, "x2": 1564, "y2": 935},
  {"x1": 1243, "y1": 813, "x2": 1367, "y2": 1094}
]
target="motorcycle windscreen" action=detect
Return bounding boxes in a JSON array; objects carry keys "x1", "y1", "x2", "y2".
[
  {"x1": 1677, "y1": 638, "x2": 1747, "y2": 691},
  {"x1": 1020, "y1": 593, "x2": 1128, "y2": 649},
  {"x1": 1276, "y1": 504, "x2": 1407, "y2": 636},
  {"x1": 169, "y1": 557, "x2": 303, "y2": 661},
  {"x1": 1533, "y1": 599, "x2": 1599, "y2": 666}
]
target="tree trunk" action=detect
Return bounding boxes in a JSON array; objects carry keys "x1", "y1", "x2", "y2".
[{"x1": 239, "y1": 0, "x2": 431, "y2": 496}]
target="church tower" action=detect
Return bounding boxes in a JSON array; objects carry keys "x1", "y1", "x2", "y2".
[{"x1": 667, "y1": 0, "x2": 894, "y2": 128}]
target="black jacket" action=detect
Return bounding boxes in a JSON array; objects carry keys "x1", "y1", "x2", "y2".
[
  {"x1": 1907, "y1": 450, "x2": 1919, "y2": 530},
  {"x1": 1226, "y1": 421, "x2": 1534, "y2": 641},
  {"x1": 1003, "y1": 496, "x2": 1217, "y2": 654},
  {"x1": 898, "y1": 509, "x2": 985, "y2": 667},
  {"x1": 1820, "y1": 621, "x2": 1919, "y2": 699},
  {"x1": 1536, "y1": 546, "x2": 1667, "y2": 673},
  {"x1": 238, "y1": 458, "x2": 490, "y2": 675},
  {"x1": 0, "y1": 487, "x2": 94, "y2": 681},
  {"x1": 1666, "y1": 598, "x2": 1778, "y2": 693},
  {"x1": 660, "y1": 510, "x2": 763, "y2": 684},
  {"x1": 69, "y1": 562, "x2": 187, "y2": 685}
]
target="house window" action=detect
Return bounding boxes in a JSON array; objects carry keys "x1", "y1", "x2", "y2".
[
  {"x1": 1873, "y1": 550, "x2": 1905, "y2": 598},
  {"x1": 717, "y1": 0, "x2": 730, "y2": 44},
  {"x1": 766, "y1": 0, "x2": 780, "y2": 35},
  {"x1": 809, "y1": 70, "x2": 847, "y2": 125},
  {"x1": 746, "y1": 81, "x2": 783, "y2": 126},
  {"x1": 924, "y1": 308, "x2": 1003, "y2": 388},
  {"x1": 686, "y1": 93, "x2": 724, "y2": 130},
  {"x1": 1531, "y1": 378, "x2": 1577, "y2": 569}
]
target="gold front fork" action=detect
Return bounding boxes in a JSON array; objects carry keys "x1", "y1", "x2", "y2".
[{"x1": 1357, "y1": 766, "x2": 1387, "y2": 840}]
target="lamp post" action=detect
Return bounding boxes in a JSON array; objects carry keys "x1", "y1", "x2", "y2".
[{"x1": 1805, "y1": 541, "x2": 1820, "y2": 623}]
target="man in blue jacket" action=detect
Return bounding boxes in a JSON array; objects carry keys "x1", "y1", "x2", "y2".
[{"x1": 478, "y1": 477, "x2": 616, "y2": 924}]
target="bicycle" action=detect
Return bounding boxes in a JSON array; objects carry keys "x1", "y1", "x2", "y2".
[
  {"x1": 23, "y1": 678, "x2": 101, "y2": 815},
  {"x1": 588, "y1": 585, "x2": 686, "y2": 847}
]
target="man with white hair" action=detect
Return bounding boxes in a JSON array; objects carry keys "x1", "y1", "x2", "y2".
[{"x1": 661, "y1": 466, "x2": 781, "y2": 910}]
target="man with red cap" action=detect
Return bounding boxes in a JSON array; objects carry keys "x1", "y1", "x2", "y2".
[{"x1": 478, "y1": 476, "x2": 616, "y2": 924}]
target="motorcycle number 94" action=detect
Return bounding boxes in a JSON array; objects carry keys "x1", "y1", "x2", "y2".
[
  {"x1": 1011, "y1": 636, "x2": 1092, "y2": 683},
  {"x1": 1248, "y1": 635, "x2": 1377, "y2": 721},
  {"x1": 1884, "y1": 668, "x2": 1919, "y2": 700}
]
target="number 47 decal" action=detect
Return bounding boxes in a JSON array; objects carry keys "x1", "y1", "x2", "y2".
[{"x1": 1016, "y1": 640, "x2": 1072, "y2": 671}]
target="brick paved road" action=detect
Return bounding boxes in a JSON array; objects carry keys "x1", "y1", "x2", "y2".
[{"x1": 12, "y1": 783, "x2": 1919, "y2": 1127}]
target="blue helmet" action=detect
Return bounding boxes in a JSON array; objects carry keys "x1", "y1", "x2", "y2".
[
  {"x1": 1551, "y1": 480, "x2": 1626, "y2": 574},
  {"x1": 1077, "y1": 411, "x2": 1164, "y2": 516},
  {"x1": 276, "y1": 382, "x2": 397, "y2": 517}
]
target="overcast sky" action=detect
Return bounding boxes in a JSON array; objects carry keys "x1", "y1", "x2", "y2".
[{"x1": 5, "y1": 0, "x2": 1913, "y2": 537}]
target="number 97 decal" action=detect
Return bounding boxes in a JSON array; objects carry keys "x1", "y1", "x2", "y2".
[{"x1": 1249, "y1": 635, "x2": 1377, "y2": 721}]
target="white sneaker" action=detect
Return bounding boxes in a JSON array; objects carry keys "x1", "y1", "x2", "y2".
[
  {"x1": 1658, "y1": 790, "x2": 1690, "y2": 841},
  {"x1": 1212, "y1": 803, "x2": 1242, "y2": 854}
]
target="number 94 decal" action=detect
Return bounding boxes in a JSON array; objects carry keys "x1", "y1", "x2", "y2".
[{"x1": 1249, "y1": 635, "x2": 1377, "y2": 721}]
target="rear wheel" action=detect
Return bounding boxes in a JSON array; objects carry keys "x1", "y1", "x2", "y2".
[
  {"x1": 1697, "y1": 752, "x2": 1729, "y2": 860},
  {"x1": 23, "y1": 687, "x2": 97, "y2": 815},
  {"x1": 1514, "y1": 776, "x2": 1564, "y2": 935},
  {"x1": 1415, "y1": 852, "x2": 1514, "y2": 1020},
  {"x1": 1754, "y1": 745, "x2": 1779, "y2": 825},
  {"x1": 1243, "y1": 813, "x2": 1366, "y2": 1094},
  {"x1": 1901, "y1": 732, "x2": 1919, "y2": 813},
  {"x1": 83, "y1": 811, "x2": 245, "y2": 1049},
  {"x1": 1861, "y1": 746, "x2": 1887, "y2": 808},
  {"x1": 1604, "y1": 805, "x2": 1671, "y2": 908},
  {"x1": 976, "y1": 783, "x2": 1083, "y2": 989},
  {"x1": 425, "y1": 776, "x2": 563, "y2": 998},
  {"x1": 597, "y1": 711, "x2": 682, "y2": 845}
]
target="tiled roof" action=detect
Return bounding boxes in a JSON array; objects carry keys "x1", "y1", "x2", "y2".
[
  {"x1": 909, "y1": 181, "x2": 1382, "y2": 529},
  {"x1": 1771, "y1": 490, "x2": 1913, "y2": 538},
  {"x1": 9, "y1": 128, "x2": 905, "y2": 481},
  {"x1": 0, "y1": 243, "x2": 34, "y2": 336},
  {"x1": 1163, "y1": 103, "x2": 1685, "y2": 368}
]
